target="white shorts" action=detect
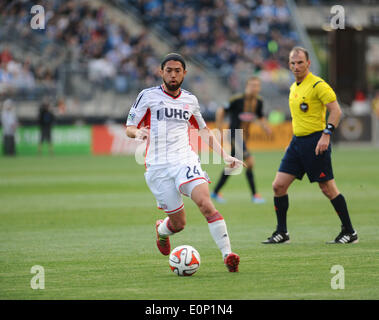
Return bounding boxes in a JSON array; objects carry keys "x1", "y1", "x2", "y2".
[{"x1": 144, "y1": 160, "x2": 210, "y2": 214}]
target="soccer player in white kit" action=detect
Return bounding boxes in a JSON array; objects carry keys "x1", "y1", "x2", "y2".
[{"x1": 126, "y1": 53, "x2": 243, "y2": 272}]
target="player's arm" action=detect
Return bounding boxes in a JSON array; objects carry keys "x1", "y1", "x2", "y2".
[
  {"x1": 257, "y1": 117, "x2": 272, "y2": 135},
  {"x1": 192, "y1": 96, "x2": 244, "y2": 168},
  {"x1": 215, "y1": 107, "x2": 225, "y2": 131},
  {"x1": 255, "y1": 99, "x2": 271, "y2": 135},
  {"x1": 255, "y1": 99, "x2": 272, "y2": 136},
  {"x1": 125, "y1": 89, "x2": 150, "y2": 140},
  {"x1": 198, "y1": 126, "x2": 246, "y2": 169},
  {"x1": 126, "y1": 125, "x2": 149, "y2": 141},
  {"x1": 315, "y1": 100, "x2": 342, "y2": 155}
]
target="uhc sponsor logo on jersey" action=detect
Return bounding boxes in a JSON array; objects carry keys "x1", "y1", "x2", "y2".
[{"x1": 157, "y1": 107, "x2": 190, "y2": 121}]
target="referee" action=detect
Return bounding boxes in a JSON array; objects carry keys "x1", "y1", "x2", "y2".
[
  {"x1": 211, "y1": 77, "x2": 272, "y2": 204},
  {"x1": 263, "y1": 47, "x2": 358, "y2": 244}
]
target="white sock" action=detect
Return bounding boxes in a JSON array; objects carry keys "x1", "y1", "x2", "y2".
[
  {"x1": 206, "y1": 212, "x2": 232, "y2": 258},
  {"x1": 158, "y1": 217, "x2": 174, "y2": 238}
]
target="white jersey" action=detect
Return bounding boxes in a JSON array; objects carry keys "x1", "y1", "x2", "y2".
[{"x1": 126, "y1": 85, "x2": 207, "y2": 168}]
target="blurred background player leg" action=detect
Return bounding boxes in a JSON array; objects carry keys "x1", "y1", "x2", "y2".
[
  {"x1": 245, "y1": 154, "x2": 266, "y2": 204},
  {"x1": 38, "y1": 98, "x2": 54, "y2": 156},
  {"x1": 211, "y1": 171, "x2": 229, "y2": 203},
  {"x1": 211, "y1": 141, "x2": 265, "y2": 204}
]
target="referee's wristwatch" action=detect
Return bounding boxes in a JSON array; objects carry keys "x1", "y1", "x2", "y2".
[{"x1": 323, "y1": 123, "x2": 335, "y2": 135}]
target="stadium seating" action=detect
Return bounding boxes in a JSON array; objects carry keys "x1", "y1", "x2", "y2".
[
  {"x1": 123, "y1": 0, "x2": 298, "y2": 92},
  {"x1": 0, "y1": 0, "x2": 298, "y2": 120},
  {"x1": 0, "y1": 0, "x2": 161, "y2": 98}
]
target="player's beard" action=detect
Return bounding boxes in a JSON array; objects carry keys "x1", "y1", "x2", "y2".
[{"x1": 163, "y1": 78, "x2": 183, "y2": 92}]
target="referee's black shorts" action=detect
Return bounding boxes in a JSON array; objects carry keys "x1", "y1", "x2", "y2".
[{"x1": 278, "y1": 131, "x2": 334, "y2": 183}]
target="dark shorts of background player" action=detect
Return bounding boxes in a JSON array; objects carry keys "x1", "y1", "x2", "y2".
[
  {"x1": 40, "y1": 127, "x2": 52, "y2": 143},
  {"x1": 278, "y1": 131, "x2": 334, "y2": 183},
  {"x1": 231, "y1": 140, "x2": 250, "y2": 160}
]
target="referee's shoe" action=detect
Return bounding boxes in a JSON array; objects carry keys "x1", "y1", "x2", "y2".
[
  {"x1": 262, "y1": 230, "x2": 290, "y2": 244},
  {"x1": 327, "y1": 226, "x2": 359, "y2": 244}
]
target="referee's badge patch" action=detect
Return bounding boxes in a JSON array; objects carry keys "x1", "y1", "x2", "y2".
[{"x1": 300, "y1": 102, "x2": 309, "y2": 112}]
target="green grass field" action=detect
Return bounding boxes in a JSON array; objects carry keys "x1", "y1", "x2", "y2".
[{"x1": 1, "y1": 147, "x2": 378, "y2": 300}]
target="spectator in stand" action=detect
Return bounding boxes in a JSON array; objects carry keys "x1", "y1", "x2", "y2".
[
  {"x1": 1, "y1": 0, "x2": 162, "y2": 94},
  {"x1": 0, "y1": 60, "x2": 13, "y2": 95},
  {"x1": 1, "y1": 0, "x2": 297, "y2": 101},
  {"x1": 1, "y1": 99, "x2": 18, "y2": 156},
  {"x1": 128, "y1": 0, "x2": 297, "y2": 90},
  {"x1": 0, "y1": 46, "x2": 13, "y2": 65}
]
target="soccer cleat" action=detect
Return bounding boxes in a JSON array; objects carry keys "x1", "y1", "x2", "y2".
[
  {"x1": 252, "y1": 193, "x2": 266, "y2": 204},
  {"x1": 327, "y1": 226, "x2": 359, "y2": 244},
  {"x1": 262, "y1": 230, "x2": 290, "y2": 244},
  {"x1": 211, "y1": 192, "x2": 226, "y2": 203},
  {"x1": 155, "y1": 220, "x2": 171, "y2": 255},
  {"x1": 224, "y1": 253, "x2": 240, "y2": 272}
]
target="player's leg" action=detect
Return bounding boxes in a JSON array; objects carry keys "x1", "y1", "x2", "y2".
[
  {"x1": 211, "y1": 169, "x2": 229, "y2": 203},
  {"x1": 47, "y1": 129, "x2": 53, "y2": 155},
  {"x1": 3, "y1": 135, "x2": 10, "y2": 155},
  {"x1": 38, "y1": 129, "x2": 44, "y2": 154},
  {"x1": 157, "y1": 209, "x2": 186, "y2": 237},
  {"x1": 318, "y1": 179, "x2": 358, "y2": 243},
  {"x1": 145, "y1": 168, "x2": 185, "y2": 255},
  {"x1": 245, "y1": 155, "x2": 256, "y2": 195},
  {"x1": 156, "y1": 208, "x2": 186, "y2": 255},
  {"x1": 189, "y1": 182, "x2": 231, "y2": 256},
  {"x1": 190, "y1": 182, "x2": 239, "y2": 272},
  {"x1": 211, "y1": 139, "x2": 240, "y2": 203},
  {"x1": 245, "y1": 155, "x2": 265, "y2": 203}
]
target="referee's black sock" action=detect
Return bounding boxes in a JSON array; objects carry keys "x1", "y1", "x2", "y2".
[
  {"x1": 213, "y1": 171, "x2": 230, "y2": 194},
  {"x1": 274, "y1": 194, "x2": 289, "y2": 233},
  {"x1": 330, "y1": 194, "x2": 354, "y2": 234}
]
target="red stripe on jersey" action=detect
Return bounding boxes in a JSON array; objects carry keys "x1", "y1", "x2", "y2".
[
  {"x1": 144, "y1": 138, "x2": 150, "y2": 170},
  {"x1": 136, "y1": 108, "x2": 151, "y2": 169},
  {"x1": 189, "y1": 115, "x2": 200, "y2": 129},
  {"x1": 188, "y1": 115, "x2": 201, "y2": 152},
  {"x1": 137, "y1": 108, "x2": 151, "y2": 128}
]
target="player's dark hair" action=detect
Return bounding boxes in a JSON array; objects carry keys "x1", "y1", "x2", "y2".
[
  {"x1": 161, "y1": 53, "x2": 186, "y2": 70},
  {"x1": 290, "y1": 46, "x2": 309, "y2": 61},
  {"x1": 247, "y1": 76, "x2": 261, "y2": 83}
]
